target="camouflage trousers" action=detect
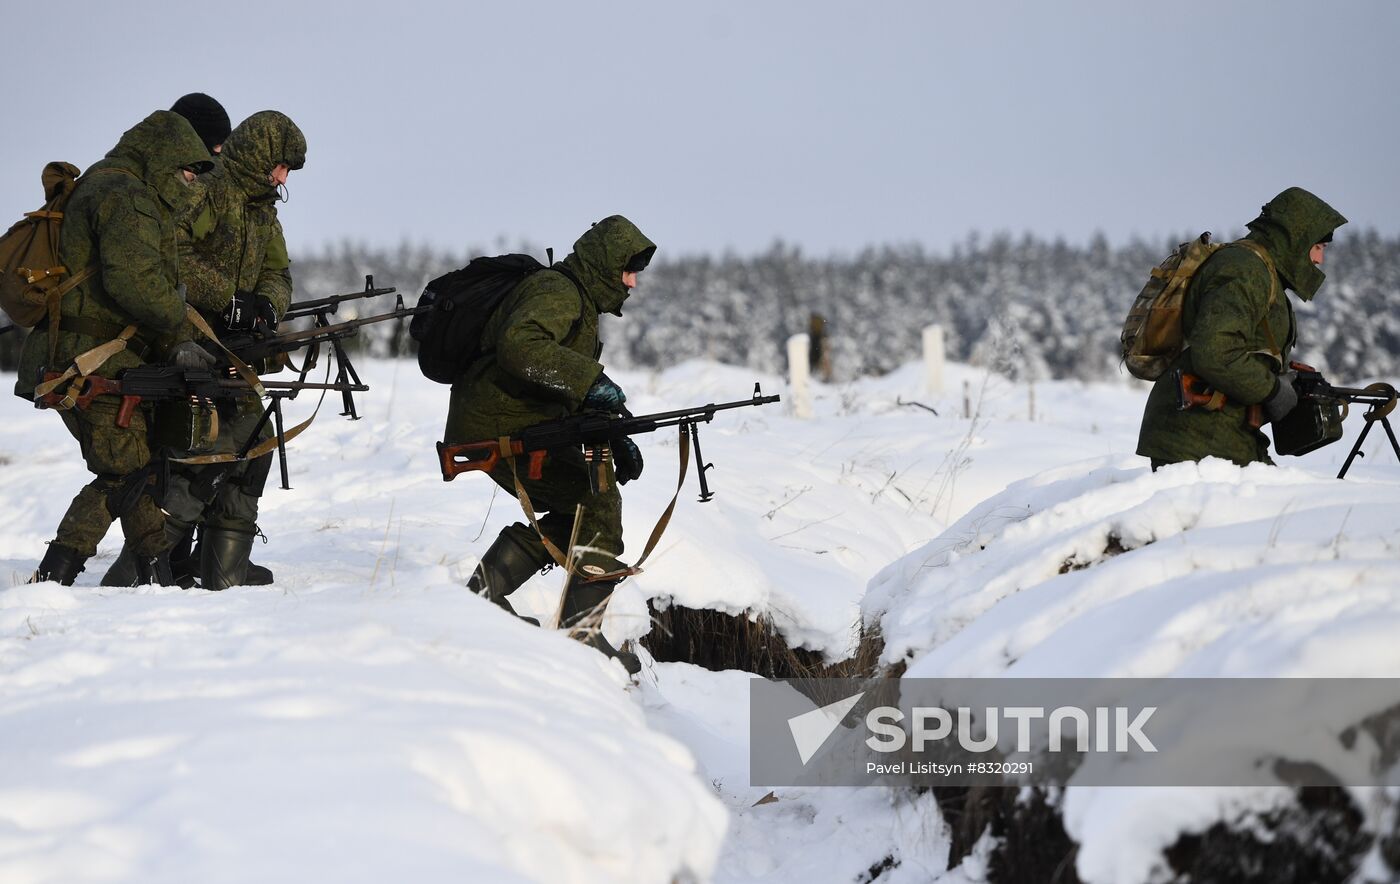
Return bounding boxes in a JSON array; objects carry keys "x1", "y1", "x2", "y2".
[
  {"x1": 53, "y1": 400, "x2": 167, "y2": 558},
  {"x1": 162, "y1": 395, "x2": 272, "y2": 534},
  {"x1": 486, "y1": 444, "x2": 625, "y2": 575}
]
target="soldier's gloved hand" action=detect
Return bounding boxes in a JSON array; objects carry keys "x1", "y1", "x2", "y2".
[
  {"x1": 221, "y1": 290, "x2": 256, "y2": 331},
  {"x1": 170, "y1": 341, "x2": 217, "y2": 370},
  {"x1": 254, "y1": 294, "x2": 279, "y2": 331},
  {"x1": 1263, "y1": 370, "x2": 1299, "y2": 423},
  {"x1": 611, "y1": 437, "x2": 644, "y2": 484},
  {"x1": 582, "y1": 372, "x2": 627, "y2": 412}
]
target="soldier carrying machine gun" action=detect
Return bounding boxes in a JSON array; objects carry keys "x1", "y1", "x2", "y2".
[
  {"x1": 34, "y1": 275, "x2": 421, "y2": 489},
  {"x1": 1176, "y1": 363, "x2": 1399, "y2": 478}
]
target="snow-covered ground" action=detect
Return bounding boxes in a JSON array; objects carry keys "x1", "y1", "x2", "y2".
[{"x1": 2, "y1": 356, "x2": 1398, "y2": 883}]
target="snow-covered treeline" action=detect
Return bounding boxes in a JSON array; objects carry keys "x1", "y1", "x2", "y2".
[
  {"x1": 293, "y1": 232, "x2": 1400, "y2": 383},
  {"x1": 4, "y1": 232, "x2": 1394, "y2": 384}
]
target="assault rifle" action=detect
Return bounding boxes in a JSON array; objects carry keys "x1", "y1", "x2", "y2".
[
  {"x1": 1176, "y1": 364, "x2": 1399, "y2": 478},
  {"x1": 436, "y1": 384, "x2": 781, "y2": 502}
]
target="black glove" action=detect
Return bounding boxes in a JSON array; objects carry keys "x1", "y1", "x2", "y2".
[
  {"x1": 612, "y1": 437, "x2": 644, "y2": 484},
  {"x1": 582, "y1": 372, "x2": 627, "y2": 412},
  {"x1": 254, "y1": 294, "x2": 279, "y2": 330},
  {"x1": 1263, "y1": 370, "x2": 1299, "y2": 423},
  {"x1": 170, "y1": 341, "x2": 217, "y2": 370},
  {"x1": 221, "y1": 290, "x2": 256, "y2": 331}
]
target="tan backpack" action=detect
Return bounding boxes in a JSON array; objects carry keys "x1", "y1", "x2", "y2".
[
  {"x1": 1120, "y1": 233, "x2": 1224, "y2": 380},
  {"x1": 1121, "y1": 234, "x2": 1281, "y2": 381},
  {"x1": 0, "y1": 161, "x2": 96, "y2": 329}
]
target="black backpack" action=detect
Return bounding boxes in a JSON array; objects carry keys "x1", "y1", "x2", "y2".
[{"x1": 410, "y1": 253, "x2": 548, "y2": 384}]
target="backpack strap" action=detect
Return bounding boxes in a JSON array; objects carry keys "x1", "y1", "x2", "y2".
[
  {"x1": 1231, "y1": 239, "x2": 1284, "y2": 363},
  {"x1": 44, "y1": 264, "x2": 98, "y2": 364},
  {"x1": 552, "y1": 264, "x2": 588, "y2": 346}
]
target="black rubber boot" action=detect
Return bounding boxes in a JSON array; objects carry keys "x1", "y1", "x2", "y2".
[
  {"x1": 179, "y1": 530, "x2": 271, "y2": 587},
  {"x1": 100, "y1": 546, "x2": 139, "y2": 587},
  {"x1": 561, "y1": 575, "x2": 641, "y2": 675},
  {"x1": 103, "y1": 518, "x2": 193, "y2": 588},
  {"x1": 134, "y1": 552, "x2": 175, "y2": 586},
  {"x1": 468, "y1": 529, "x2": 547, "y2": 624},
  {"x1": 245, "y1": 561, "x2": 274, "y2": 585},
  {"x1": 201, "y1": 526, "x2": 256, "y2": 591},
  {"x1": 31, "y1": 543, "x2": 88, "y2": 586}
]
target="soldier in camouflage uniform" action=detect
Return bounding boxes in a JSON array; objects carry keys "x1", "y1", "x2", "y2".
[
  {"x1": 1137, "y1": 188, "x2": 1347, "y2": 467},
  {"x1": 16, "y1": 111, "x2": 215, "y2": 585},
  {"x1": 102, "y1": 111, "x2": 307, "y2": 591},
  {"x1": 445, "y1": 215, "x2": 657, "y2": 674}
]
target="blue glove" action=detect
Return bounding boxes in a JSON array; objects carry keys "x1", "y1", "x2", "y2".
[
  {"x1": 583, "y1": 372, "x2": 627, "y2": 412},
  {"x1": 612, "y1": 437, "x2": 644, "y2": 484}
]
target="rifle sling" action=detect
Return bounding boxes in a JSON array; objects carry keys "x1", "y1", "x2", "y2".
[
  {"x1": 33, "y1": 324, "x2": 139, "y2": 406},
  {"x1": 508, "y1": 425, "x2": 691, "y2": 585},
  {"x1": 185, "y1": 306, "x2": 266, "y2": 396},
  {"x1": 170, "y1": 383, "x2": 331, "y2": 466}
]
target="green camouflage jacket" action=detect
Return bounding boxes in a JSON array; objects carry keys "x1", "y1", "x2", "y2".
[
  {"x1": 14, "y1": 110, "x2": 210, "y2": 398},
  {"x1": 1137, "y1": 188, "x2": 1347, "y2": 465},
  {"x1": 180, "y1": 111, "x2": 306, "y2": 323},
  {"x1": 444, "y1": 215, "x2": 657, "y2": 442}
]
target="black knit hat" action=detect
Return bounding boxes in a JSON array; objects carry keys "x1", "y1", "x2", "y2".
[{"x1": 170, "y1": 93, "x2": 231, "y2": 154}]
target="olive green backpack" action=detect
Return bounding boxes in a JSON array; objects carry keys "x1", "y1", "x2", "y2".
[{"x1": 0, "y1": 161, "x2": 96, "y2": 329}]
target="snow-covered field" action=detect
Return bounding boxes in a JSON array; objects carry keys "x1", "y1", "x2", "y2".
[{"x1": 2, "y1": 356, "x2": 1398, "y2": 883}]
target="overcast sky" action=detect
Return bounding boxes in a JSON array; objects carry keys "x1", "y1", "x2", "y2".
[{"x1": 4, "y1": 0, "x2": 1396, "y2": 259}]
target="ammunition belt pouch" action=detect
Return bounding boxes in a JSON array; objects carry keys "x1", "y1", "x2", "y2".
[
  {"x1": 1273, "y1": 398, "x2": 1345, "y2": 457},
  {"x1": 152, "y1": 399, "x2": 220, "y2": 455}
]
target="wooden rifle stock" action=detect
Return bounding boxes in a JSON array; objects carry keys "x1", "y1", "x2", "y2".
[
  {"x1": 437, "y1": 439, "x2": 546, "y2": 481},
  {"x1": 1174, "y1": 369, "x2": 1264, "y2": 429}
]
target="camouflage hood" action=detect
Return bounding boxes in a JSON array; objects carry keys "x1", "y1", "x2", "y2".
[
  {"x1": 559, "y1": 214, "x2": 657, "y2": 316},
  {"x1": 221, "y1": 111, "x2": 307, "y2": 201},
  {"x1": 1245, "y1": 187, "x2": 1347, "y2": 302},
  {"x1": 92, "y1": 110, "x2": 212, "y2": 211}
]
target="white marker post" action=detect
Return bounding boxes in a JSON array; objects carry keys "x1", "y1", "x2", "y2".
[
  {"x1": 923, "y1": 325, "x2": 945, "y2": 395},
  {"x1": 787, "y1": 333, "x2": 813, "y2": 419}
]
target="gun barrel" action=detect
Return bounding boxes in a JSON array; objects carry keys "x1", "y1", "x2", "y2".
[
  {"x1": 1315, "y1": 382, "x2": 1397, "y2": 403},
  {"x1": 282, "y1": 287, "x2": 397, "y2": 321},
  {"x1": 612, "y1": 393, "x2": 783, "y2": 426},
  {"x1": 280, "y1": 274, "x2": 397, "y2": 321},
  {"x1": 230, "y1": 306, "x2": 425, "y2": 362}
]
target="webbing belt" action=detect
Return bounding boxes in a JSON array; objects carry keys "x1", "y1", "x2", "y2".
[{"x1": 42, "y1": 314, "x2": 152, "y2": 360}]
